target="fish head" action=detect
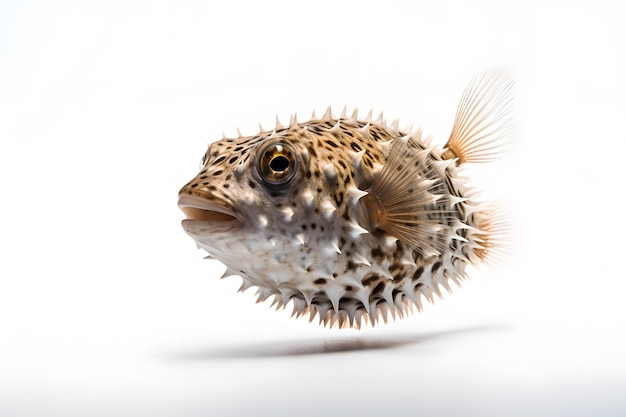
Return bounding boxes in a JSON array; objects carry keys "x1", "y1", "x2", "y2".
[{"x1": 177, "y1": 126, "x2": 348, "y2": 267}]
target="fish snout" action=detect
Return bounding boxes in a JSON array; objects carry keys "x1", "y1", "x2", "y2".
[{"x1": 177, "y1": 192, "x2": 240, "y2": 226}]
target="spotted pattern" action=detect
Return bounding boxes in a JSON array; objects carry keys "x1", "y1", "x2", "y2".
[{"x1": 179, "y1": 113, "x2": 482, "y2": 328}]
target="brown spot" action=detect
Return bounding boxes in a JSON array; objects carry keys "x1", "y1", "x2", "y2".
[
  {"x1": 372, "y1": 282, "x2": 385, "y2": 295},
  {"x1": 339, "y1": 297, "x2": 352, "y2": 307},
  {"x1": 334, "y1": 191, "x2": 344, "y2": 206},
  {"x1": 345, "y1": 285, "x2": 354, "y2": 291},
  {"x1": 432, "y1": 261, "x2": 441, "y2": 274},
  {"x1": 314, "y1": 278, "x2": 326, "y2": 285},
  {"x1": 413, "y1": 267, "x2": 424, "y2": 280},
  {"x1": 393, "y1": 273, "x2": 404, "y2": 282},
  {"x1": 361, "y1": 274, "x2": 379, "y2": 286},
  {"x1": 371, "y1": 247, "x2": 384, "y2": 259}
]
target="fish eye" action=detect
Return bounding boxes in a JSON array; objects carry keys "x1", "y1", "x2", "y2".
[{"x1": 257, "y1": 142, "x2": 297, "y2": 187}]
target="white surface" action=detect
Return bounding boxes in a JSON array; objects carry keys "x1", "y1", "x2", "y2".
[{"x1": 1, "y1": 1, "x2": 625, "y2": 416}]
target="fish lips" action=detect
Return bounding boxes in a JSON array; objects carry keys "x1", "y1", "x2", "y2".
[{"x1": 178, "y1": 194, "x2": 242, "y2": 234}]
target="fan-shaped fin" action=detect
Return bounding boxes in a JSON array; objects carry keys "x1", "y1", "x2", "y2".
[
  {"x1": 444, "y1": 70, "x2": 514, "y2": 164},
  {"x1": 359, "y1": 134, "x2": 455, "y2": 257},
  {"x1": 470, "y1": 204, "x2": 510, "y2": 266}
]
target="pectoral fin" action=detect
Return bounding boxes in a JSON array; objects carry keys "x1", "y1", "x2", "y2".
[{"x1": 359, "y1": 133, "x2": 454, "y2": 257}]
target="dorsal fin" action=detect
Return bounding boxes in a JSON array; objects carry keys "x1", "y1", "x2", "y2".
[
  {"x1": 443, "y1": 70, "x2": 514, "y2": 164},
  {"x1": 359, "y1": 133, "x2": 454, "y2": 257}
]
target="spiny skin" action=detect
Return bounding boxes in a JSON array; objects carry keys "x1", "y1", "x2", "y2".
[{"x1": 178, "y1": 72, "x2": 512, "y2": 328}]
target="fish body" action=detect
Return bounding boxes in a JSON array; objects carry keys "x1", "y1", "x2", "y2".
[{"x1": 178, "y1": 71, "x2": 512, "y2": 328}]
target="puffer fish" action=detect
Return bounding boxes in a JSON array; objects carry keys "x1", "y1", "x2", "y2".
[{"x1": 178, "y1": 70, "x2": 512, "y2": 328}]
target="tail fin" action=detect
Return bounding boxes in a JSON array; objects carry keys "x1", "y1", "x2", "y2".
[
  {"x1": 469, "y1": 205, "x2": 511, "y2": 267},
  {"x1": 444, "y1": 70, "x2": 514, "y2": 164}
]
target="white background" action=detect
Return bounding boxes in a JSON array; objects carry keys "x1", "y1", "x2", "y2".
[{"x1": 1, "y1": 1, "x2": 625, "y2": 416}]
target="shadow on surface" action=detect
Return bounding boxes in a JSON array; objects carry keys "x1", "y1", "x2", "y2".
[{"x1": 165, "y1": 324, "x2": 511, "y2": 360}]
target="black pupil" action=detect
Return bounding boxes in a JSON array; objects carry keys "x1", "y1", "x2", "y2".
[{"x1": 269, "y1": 155, "x2": 289, "y2": 172}]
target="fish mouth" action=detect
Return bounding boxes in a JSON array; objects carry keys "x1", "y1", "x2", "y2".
[{"x1": 178, "y1": 194, "x2": 242, "y2": 232}]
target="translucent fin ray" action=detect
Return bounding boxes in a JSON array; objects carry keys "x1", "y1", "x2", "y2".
[
  {"x1": 363, "y1": 134, "x2": 454, "y2": 257},
  {"x1": 445, "y1": 70, "x2": 514, "y2": 164},
  {"x1": 470, "y1": 204, "x2": 511, "y2": 267}
]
